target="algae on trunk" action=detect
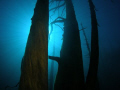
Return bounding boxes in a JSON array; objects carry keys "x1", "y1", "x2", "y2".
[{"x1": 19, "y1": 0, "x2": 49, "y2": 90}]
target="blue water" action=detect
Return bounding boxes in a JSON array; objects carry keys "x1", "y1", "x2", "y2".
[{"x1": 0, "y1": 0, "x2": 120, "y2": 90}]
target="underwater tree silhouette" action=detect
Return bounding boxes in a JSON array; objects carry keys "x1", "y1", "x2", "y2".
[
  {"x1": 49, "y1": 0, "x2": 85, "y2": 90},
  {"x1": 49, "y1": 0, "x2": 100, "y2": 90},
  {"x1": 85, "y1": 0, "x2": 99, "y2": 90},
  {"x1": 19, "y1": 0, "x2": 49, "y2": 90},
  {"x1": 2, "y1": 0, "x2": 116, "y2": 90}
]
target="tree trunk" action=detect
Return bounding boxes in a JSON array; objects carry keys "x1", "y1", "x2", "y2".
[
  {"x1": 19, "y1": 0, "x2": 49, "y2": 90},
  {"x1": 86, "y1": 0, "x2": 99, "y2": 90},
  {"x1": 49, "y1": 61, "x2": 54, "y2": 90},
  {"x1": 51, "y1": 0, "x2": 85, "y2": 90}
]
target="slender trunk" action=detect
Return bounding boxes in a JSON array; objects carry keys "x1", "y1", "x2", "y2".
[
  {"x1": 49, "y1": 61, "x2": 54, "y2": 90},
  {"x1": 86, "y1": 0, "x2": 99, "y2": 90},
  {"x1": 53, "y1": 0, "x2": 85, "y2": 90},
  {"x1": 19, "y1": 0, "x2": 49, "y2": 90},
  {"x1": 49, "y1": 43, "x2": 55, "y2": 90}
]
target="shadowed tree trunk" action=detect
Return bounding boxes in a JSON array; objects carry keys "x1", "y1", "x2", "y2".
[
  {"x1": 49, "y1": 0, "x2": 85, "y2": 90},
  {"x1": 49, "y1": 61, "x2": 54, "y2": 90},
  {"x1": 19, "y1": 0, "x2": 49, "y2": 90},
  {"x1": 49, "y1": 41, "x2": 55, "y2": 90},
  {"x1": 86, "y1": 0, "x2": 99, "y2": 90}
]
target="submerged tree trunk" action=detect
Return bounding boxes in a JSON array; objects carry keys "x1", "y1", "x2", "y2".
[
  {"x1": 49, "y1": 43, "x2": 55, "y2": 90},
  {"x1": 49, "y1": 0, "x2": 85, "y2": 90},
  {"x1": 49, "y1": 61, "x2": 54, "y2": 90},
  {"x1": 19, "y1": 0, "x2": 48, "y2": 90},
  {"x1": 86, "y1": 0, "x2": 99, "y2": 90}
]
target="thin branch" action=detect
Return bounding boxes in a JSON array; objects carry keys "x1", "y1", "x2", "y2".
[
  {"x1": 57, "y1": 17, "x2": 66, "y2": 20},
  {"x1": 49, "y1": 17, "x2": 65, "y2": 41},
  {"x1": 49, "y1": 0, "x2": 54, "y2": 7},
  {"x1": 54, "y1": 23, "x2": 64, "y2": 31},
  {"x1": 49, "y1": 15, "x2": 54, "y2": 21},
  {"x1": 57, "y1": 0, "x2": 61, "y2": 16},
  {"x1": 61, "y1": 5, "x2": 66, "y2": 17},
  {"x1": 49, "y1": 56, "x2": 60, "y2": 62},
  {"x1": 51, "y1": 17, "x2": 65, "y2": 24},
  {"x1": 49, "y1": 0, "x2": 64, "y2": 3},
  {"x1": 51, "y1": 20, "x2": 65, "y2": 24},
  {"x1": 5, "y1": 82, "x2": 19, "y2": 90},
  {"x1": 49, "y1": 2, "x2": 65, "y2": 11},
  {"x1": 80, "y1": 23, "x2": 91, "y2": 56}
]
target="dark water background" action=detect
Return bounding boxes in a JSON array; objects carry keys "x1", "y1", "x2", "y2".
[{"x1": 0, "y1": 0, "x2": 120, "y2": 90}]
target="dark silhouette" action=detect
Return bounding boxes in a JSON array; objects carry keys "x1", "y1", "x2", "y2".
[
  {"x1": 19, "y1": 0, "x2": 49, "y2": 90},
  {"x1": 80, "y1": 23, "x2": 90, "y2": 57},
  {"x1": 49, "y1": 61, "x2": 54, "y2": 90},
  {"x1": 49, "y1": 40, "x2": 55, "y2": 90},
  {"x1": 49, "y1": 0, "x2": 100, "y2": 90},
  {"x1": 49, "y1": 0, "x2": 85, "y2": 90},
  {"x1": 86, "y1": 0, "x2": 99, "y2": 90}
]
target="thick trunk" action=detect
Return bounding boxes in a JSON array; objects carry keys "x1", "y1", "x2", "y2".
[
  {"x1": 86, "y1": 0, "x2": 99, "y2": 90},
  {"x1": 53, "y1": 0, "x2": 85, "y2": 90},
  {"x1": 19, "y1": 0, "x2": 49, "y2": 90}
]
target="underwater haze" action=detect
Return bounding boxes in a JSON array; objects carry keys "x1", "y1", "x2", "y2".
[{"x1": 0, "y1": 0, "x2": 120, "y2": 90}]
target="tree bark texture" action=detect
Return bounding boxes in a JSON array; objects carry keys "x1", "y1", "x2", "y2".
[{"x1": 19, "y1": 0, "x2": 49, "y2": 90}]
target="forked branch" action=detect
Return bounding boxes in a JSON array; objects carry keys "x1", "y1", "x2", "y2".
[
  {"x1": 51, "y1": 17, "x2": 65, "y2": 24},
  {"x1": 49, "y1": 2, "x2": 65, "y2": 11}
]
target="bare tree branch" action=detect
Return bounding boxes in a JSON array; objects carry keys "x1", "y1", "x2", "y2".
[
  {"x1": 54, "y1": 23, "x2": 64, "y2": 31},
  {"x1": 49, "y1": 0, "x2": 64, "y2": 3},
  {"x1": 51, "y1": 20, "x2": 65, "y2": 24},
  {"x1": 49, "y1": 56, "x2": 60, "y2": 62},
  {"x1": 80, "y1": 23, "x2": 90, "y2": 57},
  {"x1": 55, "y1": 17, "x2": 66, "y2": 20},
  {"x1": 49, "y1": 2, "x2": 65, "y2": 11},
  {"x1": 49, "y1": 17, "x2": 65, "y2": 41},
  {"x1": 5, "y1": 82, "x2": 19, "y2": 90},
  {"x1": 51, "y1": 17, "x2": 65, "y2": 24},
  {"x1": 61, "y1": 5, "x2": 66, "y2": 17}
]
